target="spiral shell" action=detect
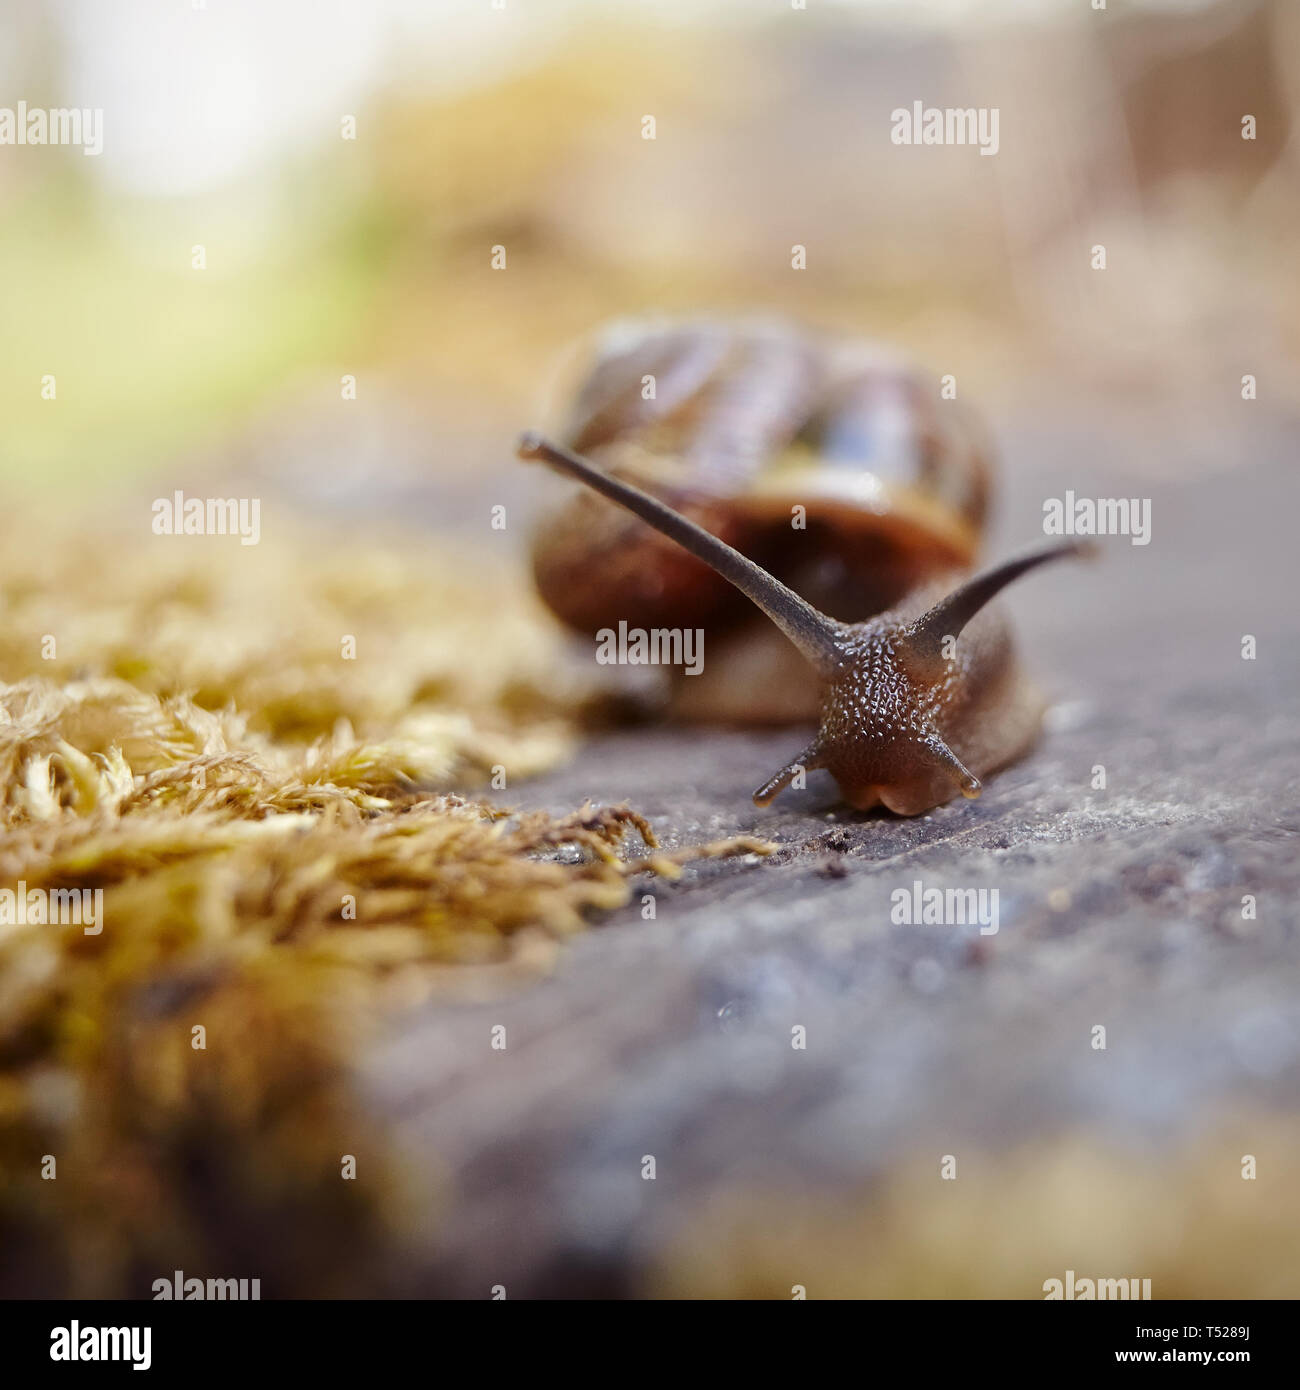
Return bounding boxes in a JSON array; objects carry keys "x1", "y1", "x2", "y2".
[{"x1": 531, "y1": 317, "x2": 995, "y2": 722}]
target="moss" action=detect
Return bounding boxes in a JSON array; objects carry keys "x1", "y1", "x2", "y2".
[{"x1": 0, "y1": 507, "x2": 769, "y2": 1295}]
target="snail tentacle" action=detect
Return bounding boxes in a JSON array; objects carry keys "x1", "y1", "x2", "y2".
[
  {"x1": 903, "y1": 540, "x2": 1094, "y2": 662},
  {"x1": 519, "y1": 320, "x2": 1100, "y2": 817},
  {"x1": 517, "y1": 432, "x2": 846, "y2": 677},
  {"x1": 922, "y1": 735, "x2": 982, "y2": 799},
  {"x1": 752, "y1": 744, "x2": 823, "y2": 808}
]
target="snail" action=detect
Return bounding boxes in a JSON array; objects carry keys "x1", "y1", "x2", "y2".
[{"x1": 520, "y1": 318, "x2": 1090, "y2": 814}]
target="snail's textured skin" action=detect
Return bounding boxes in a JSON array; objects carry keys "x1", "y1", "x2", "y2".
[
  {"x1": 532, "y1": 318, "x2": 993, "y2": 723},
  {"x1": 815, "y1": 583, "x2": 1044, "y2": 814},
  {"x1": 519, "y1": 321, "x2": 1086, "y2": 815}
]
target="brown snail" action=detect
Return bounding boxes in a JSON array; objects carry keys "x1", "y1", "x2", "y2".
[{"x1": 520, "y1": 318, "x2": 1089, "y2": 814}]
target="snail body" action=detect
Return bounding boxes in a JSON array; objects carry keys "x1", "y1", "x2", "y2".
[
  {"x1": 521, "y1": 318, "x2": 1088, "y2": 813},
  {"x1": 531, "y1": 318, "x2": 992, "y2": 723}
]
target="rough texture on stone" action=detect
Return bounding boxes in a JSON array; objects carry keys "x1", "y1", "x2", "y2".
[{"x1": 365, "y1": 414, "x2": 1300, "y2": 1296}]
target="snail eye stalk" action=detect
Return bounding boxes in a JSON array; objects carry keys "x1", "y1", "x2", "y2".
[
  {"x1": 904, "y1": 540, "x2": 1095, "y2": 664},
  {"x1": 517, "y1": 432, "x2": 846, "y2": 676}
]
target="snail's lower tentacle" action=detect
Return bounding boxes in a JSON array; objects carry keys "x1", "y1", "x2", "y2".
[
  {"x1": 752, "y1": 744, "x2": 822, "y2": 807},
  {"x1": 922, "y1": 735, "x2": 982, "y2": 799}
]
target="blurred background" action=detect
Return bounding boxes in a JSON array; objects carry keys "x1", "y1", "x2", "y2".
[{"x1": 2, "y1": 0, "x2": 1296, "y2": 501}]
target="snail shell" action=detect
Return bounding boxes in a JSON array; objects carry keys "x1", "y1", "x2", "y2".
[{"x1": 531, "y1": 317, "x2": 995, "y2": 723}]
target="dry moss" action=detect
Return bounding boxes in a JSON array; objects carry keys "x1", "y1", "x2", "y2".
[{"x1": 0, "y1": 510, "x2": 768, "y2": 1294}]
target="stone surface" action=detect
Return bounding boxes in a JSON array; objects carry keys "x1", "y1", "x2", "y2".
[{"x1": 363, "y1": 401, "x2": 1299, "y2": 1296}]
